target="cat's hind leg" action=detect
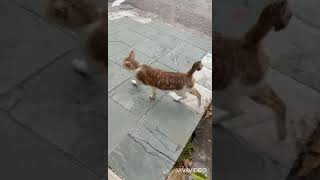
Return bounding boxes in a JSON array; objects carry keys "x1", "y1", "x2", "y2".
[
  {"x1": 173, "y1": 91, "x2": 188, "y2": 102},
  {"x1": 149, "y1": 87, "x2": 156, "y2": 100},
  {"x1": 249, "y1": 85, "x2": 287, "y2": 141}
]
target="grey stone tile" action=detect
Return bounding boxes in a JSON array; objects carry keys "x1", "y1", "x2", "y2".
[
  {"x1": 158, "y1": 52, "x2": 197, "y2": 72},
  {"x1": 108, "y1": 21, "x2": 125, "y2": 35},
  {"x1": 0, "y1": 87, "x2": 24, "y2": 111},
  {"x1": 108, "y1": 29, "x2": 146, "y2": 47},
  {"x1": 109, "y1": 47, "x2": 155, "y2": 66},
  {"x1": 108, "y1": 41, "x2": 130, "y2": 57},
  {"x1": 148, "y1": 21, "x2": 192, "y2": 41},
  {"x1": 108, "y1": 99, "x2": 140, "y2": 154},
  {"x1": 134, "y1": 38, "x2": 171, "y2": 59},
  {"x1": 0, "y1": 1, "x2": 75, "y2": 94},
  {"x1": 109, "y1": 78, "x2": 165, "y2": 117},
  {"x1": 108, "y1": 123, "x2": 183, "y2": 180},
  {"x1": 141, "y1": 94, "x2": 201, "y2": 146},
  {"x1": 148, "y1": 31, "x2": 184, "y2": 49},
  {"x1": 213, "y1": 126, "x2": 288, "y2": 180},
  {"x1": 186, "y1": 34, "x2": 212, "y2": 52},
  {"x1": 130, "y1": 23, "x2": 160, "y2": 38},
  {"x1": 112, "y1": 17, "x2": 141, "y2": 29},
  {"x1": 13, "y1": 0, "x2": 106, "y2": 18},
  {"x1": 0, "y1": 112, "x2": 99, "y2": 180},
  {"x1": 10, "y1": 51, "x2": 107, "y2": 176},
  {"x1": 150, "y1": 61, "x2": 176, "y2": 72},
  {"x1": 174, "y1": 42, "x2": 207, "y2": 61},
  {"x1": 13, "y1": 0, "x2": 47, "y2": 17},
  {"x1": 108, "y1": 61, "x2": 131, "y2": 91}
]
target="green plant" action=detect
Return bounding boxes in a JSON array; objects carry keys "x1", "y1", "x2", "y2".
[
  {"x1": 191, "y1": 172, "x2": 208, "y2": 180},
  {"x1": 174, "y1": 137, "x2": 194, "y2": 168}
]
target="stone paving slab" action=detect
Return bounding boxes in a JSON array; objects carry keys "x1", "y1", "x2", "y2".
[
  {"x1": 213, "y1": 126, "x2": 288, "y2": 180},
  {"x1": 0, "y1": 0, "x2": 74, "y2": 94},
  {"x1": 108, "y1": 15, "x2": 212, "y2": 179},
  {"x1": 10, "y1": 51, "x2": 107, "y2": 177},
  {"x1": 140, "y1": 94, "x2": 202, "y2": 146},
  {"x1": 108, "y1": 121, "x2": 183, "y2": 180},
  {"x1": 0, "y1": 111, "x2": 99, "y2": 180},
  {"x1": 108, "y1": 61, "x2": 131, "y2": 92},
  {"x1": 109, "y1": 47, "x2": 155, "y2": 66},
  {"x1": 13, "y1": 0, "x2": 107, "y2": 18}
]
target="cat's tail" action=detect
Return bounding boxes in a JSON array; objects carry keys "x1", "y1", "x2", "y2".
[{"x1": 187, "y1": 61, "x2": 203, "y2": 77}]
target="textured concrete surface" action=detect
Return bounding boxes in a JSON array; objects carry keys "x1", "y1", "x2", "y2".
[
  {"x1": 107, "y1": 13, "x2": 212, "y2": 179},
  {"x1": 0, "y1": 0, "x2": 106, "y2": 179}
]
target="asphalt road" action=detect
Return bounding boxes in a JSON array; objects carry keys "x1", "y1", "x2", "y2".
[{"x1": 109, "y1": 0, "x2": 212, "y2": 37}]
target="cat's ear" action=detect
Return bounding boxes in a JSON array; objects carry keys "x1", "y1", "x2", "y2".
[{"x1": 129, "y1": 50, "x2": 135, "y2": 60}]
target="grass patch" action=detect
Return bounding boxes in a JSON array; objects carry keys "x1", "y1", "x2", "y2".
[{"x1": 173, "y1": 137, "x2": 194, "y2": 168}]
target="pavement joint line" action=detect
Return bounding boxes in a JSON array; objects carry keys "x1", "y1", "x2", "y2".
[
  {"x1": 19, "y1": 49, "x2": 73, "y2": 87},
  {"x1": 11, "y1": 0, "x2": 78, "y2": 40},
  {"x1": 293, "y1": 14, "x2": 320, "y2": 31},
  {"x1": 10, "y1": 0, "x2": 43, "y2": 20},
  {"x1": 5, "y1": 111, "x2": 101, "y2": 179},
  {"x1": 4, "y1": 86, "x2": 25, "y2": 113},
  {"x1": 271, "y1": 66, "x2": 320, "y2": 94}
]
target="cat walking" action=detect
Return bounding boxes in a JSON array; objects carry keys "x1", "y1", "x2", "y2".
[{"x1": 123, "y1": 51, "x2": 203, "y2": 106}]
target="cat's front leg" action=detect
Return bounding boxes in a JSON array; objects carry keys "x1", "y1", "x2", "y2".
[
  {"x1": 131, "y1": 79, "x2": 142, "y2": 86},
  {"x1": 149, "y1": 87, "x2": 156, "y2": 100},
  {"x1": 249, "y1": 85, "x2": 287, "y2": 141}
]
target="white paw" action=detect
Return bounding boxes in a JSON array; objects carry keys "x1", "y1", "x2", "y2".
[
  {"x1": 149, "y1": 95, "x2": 156, "y2": 100},
  {"x1": 131, "y1": 80, "x2": 137, "y2": 86},
  {"x1": 72, "y1": 59, "x2": 89, "y2": 74}
]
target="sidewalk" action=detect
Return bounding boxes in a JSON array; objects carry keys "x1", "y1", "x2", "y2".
[
  {"x1": 0, "y1": 0, "x2": 106, "y2": 179},
  {"x1": 107, "y1": 12, "x2": 212, "y2": 179}
]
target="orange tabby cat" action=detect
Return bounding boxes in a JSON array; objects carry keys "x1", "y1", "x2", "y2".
[
  {"x1": 213, "y1": 0, "x2": 292, "y2": 140},
  {"x1": 123, "y1": 51, "x2": 202, "y2": 106},
  {"x1": 47, "y1": 0, "x2": 107, "y2": 74}
]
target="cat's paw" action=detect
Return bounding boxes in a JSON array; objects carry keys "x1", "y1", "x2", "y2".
[
  {"x1": 149, "y1": 95, "x2": 156, "y2": 100},
  {"x1": 72, "y1": 59, "x2": 89, "y2": 76},
  {"x1": 198, "y1": 100, "x2": 202, "y2": 107},
  {"x1": 131, "y1": 80, "x2": 138, "y2": 86}
]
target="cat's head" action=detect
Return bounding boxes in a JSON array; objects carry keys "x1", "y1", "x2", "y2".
[
  {"x1": 259, "y1": 0, "x2": 292, "y2": 31},
  {"x1": 192, "y1": 61, "x2": 203, "y2": 71},
  {"x1": 123, "y1": 50, "x2": 140, "y2": 71},
  {"x1": 46, "y1": 0, "x2": 99, "y2": 29}
]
